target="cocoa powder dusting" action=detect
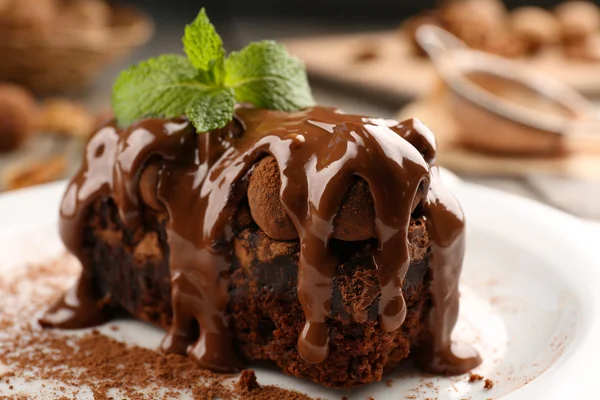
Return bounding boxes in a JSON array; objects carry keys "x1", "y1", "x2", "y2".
[{"x1": 0, "y1": 255, "x2": 319, "y2": 399}]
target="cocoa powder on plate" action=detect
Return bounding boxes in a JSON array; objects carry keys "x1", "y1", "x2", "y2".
[{"x1": 0, "y1": 255, "x2": 318, "y2": 400}]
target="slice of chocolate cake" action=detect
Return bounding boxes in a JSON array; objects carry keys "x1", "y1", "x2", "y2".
[{"x1": 38, "y1": 8, "x2": 480, "y2": 389}]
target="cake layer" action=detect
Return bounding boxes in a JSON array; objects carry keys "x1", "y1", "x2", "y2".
[{"x1": 84, "y1": 196, "x2": 432, "y2": 388}]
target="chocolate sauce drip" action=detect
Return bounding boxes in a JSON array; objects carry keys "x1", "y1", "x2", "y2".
[
  {"x1": 41, "y1": 124, "x2": 121, "y2": 329},
  {"x1": 41, "y1": 106, "x2": 481, "y2": 375},
  {"x1": 419, "y1": 166, "x2": 482, "y2": 373}
]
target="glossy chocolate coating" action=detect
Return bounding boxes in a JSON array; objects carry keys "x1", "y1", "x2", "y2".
[{"x1": 41, "y1": 106, "x2": 480, "y2": 374}]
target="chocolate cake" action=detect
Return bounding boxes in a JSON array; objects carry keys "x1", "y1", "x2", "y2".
[{"x1": 40, "y1": 107, "x2": 481, "y2": 387}]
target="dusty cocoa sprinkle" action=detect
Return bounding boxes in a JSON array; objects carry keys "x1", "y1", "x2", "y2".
[
  {"x1": 0, "y1": 256, "x2": 320, "y2": 400},
  {"x1": 484, "y1": 379, "x2": 494, "y2": 390},
  {"x1": 241, "y1": 385, "x2": 317, "y2": 400},
  {"x1": 468, "y1": 373, "x2": 484, "y2": 382}
]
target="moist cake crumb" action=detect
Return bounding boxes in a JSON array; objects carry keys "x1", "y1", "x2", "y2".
[
  {"x1": 484, "y1": 379, "x2": 495, "y2": 389},
  {"x1": 469, "y1": 373, "x2": 484, "y2": 382},
  {"x1": 236, "y1": 369, "x2": 261, "y2": 392}
]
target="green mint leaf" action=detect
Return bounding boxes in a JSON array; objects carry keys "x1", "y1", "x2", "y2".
[
  {"x1": 197, "y1": 58, "x2": 225, "y2": 86},
  {"x1": 210, "y1": 57, "x2": 226, "y2": 86},
  {"x1": 112, "y1": 9, "x2": 316, "y2": 134},
  {"x1": 112, "y1": 54, "x2": 219, "y2": 127},
  {"x1": 183, "y1": 8, "x2": 225, "y2": 72},
  {"x1": 186, "y1": 87, "x2": 235, "y2": 132},
  {"x1": 225, "y1": 40, "x2": 315, "y2": 111}
]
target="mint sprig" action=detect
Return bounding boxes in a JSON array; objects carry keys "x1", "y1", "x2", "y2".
[
  {"x1": 226, "y1": 41, "x2": 316, "y2": 111},
  {"x1": 112, "y1": 8, "x2": 315, "y2": 133},
  {"x1": 182, "y1": 9, "x2": 225, "y2": 72}
]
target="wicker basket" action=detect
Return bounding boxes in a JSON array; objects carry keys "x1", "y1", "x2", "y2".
[{"x1": 0, "y1": 4, "x2": 154, "y2": 95}]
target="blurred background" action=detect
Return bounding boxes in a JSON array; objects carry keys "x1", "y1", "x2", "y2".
[{"x1": 0, "y1": 0, "x2": 599, "y2": 221}]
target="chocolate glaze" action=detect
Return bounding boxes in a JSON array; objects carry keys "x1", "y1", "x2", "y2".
[{"x1": 41, "y1": 105, "x2": 481, "y2": 374}]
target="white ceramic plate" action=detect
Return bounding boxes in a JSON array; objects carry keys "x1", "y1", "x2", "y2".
[{"x1": 0, "y1": 173, "x2": 599, "y2": 400}]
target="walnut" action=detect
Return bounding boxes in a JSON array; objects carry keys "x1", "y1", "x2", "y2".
[
  {"x1": 3, "y1": 155, "x2": 66, "y2": 191},
  {"x1": 0, "y1": 84, "x2": 37, "y2": 153},
  {"x1": 511, "y1": 7, "x2": 561, "y2": 53},
  {"x1": 36, "y1": 99, "x2": 95, "y2": 139},
  {"x1": 555, "y1": 1, "x2": 600, "y2": 44}
]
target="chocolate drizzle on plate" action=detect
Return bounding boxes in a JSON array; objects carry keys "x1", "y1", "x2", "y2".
[{"x1": 40, "y1": 106, "x2": 481, "y2": 374}]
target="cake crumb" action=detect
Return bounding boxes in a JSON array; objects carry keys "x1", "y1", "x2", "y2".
[
  {"x1": 236, "y1": 369, "x2": 261, "y2": 392},
  {"x1": 468, "y1": 373, "x2": 484, "y2": 382},
  {"x1": 484, "y1": 379, "x2": 494, "y2": 389}
]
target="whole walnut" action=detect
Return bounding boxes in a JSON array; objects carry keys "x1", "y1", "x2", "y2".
[
  {"x1": 0, "y1": 0, "x2": 57, "y2": 38},
  {"x1": 555, "y1": 1, "x2": 600, "y2": 44},
  {"x1": 36, "y1": 99, "x2": 95, "y2": 139},
  {"x1": 0, "y1": 84, "x2": 37, "y2": 153},
  {"x1": 511, "y1": 7, "x2": 561, "y2": 53}
]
